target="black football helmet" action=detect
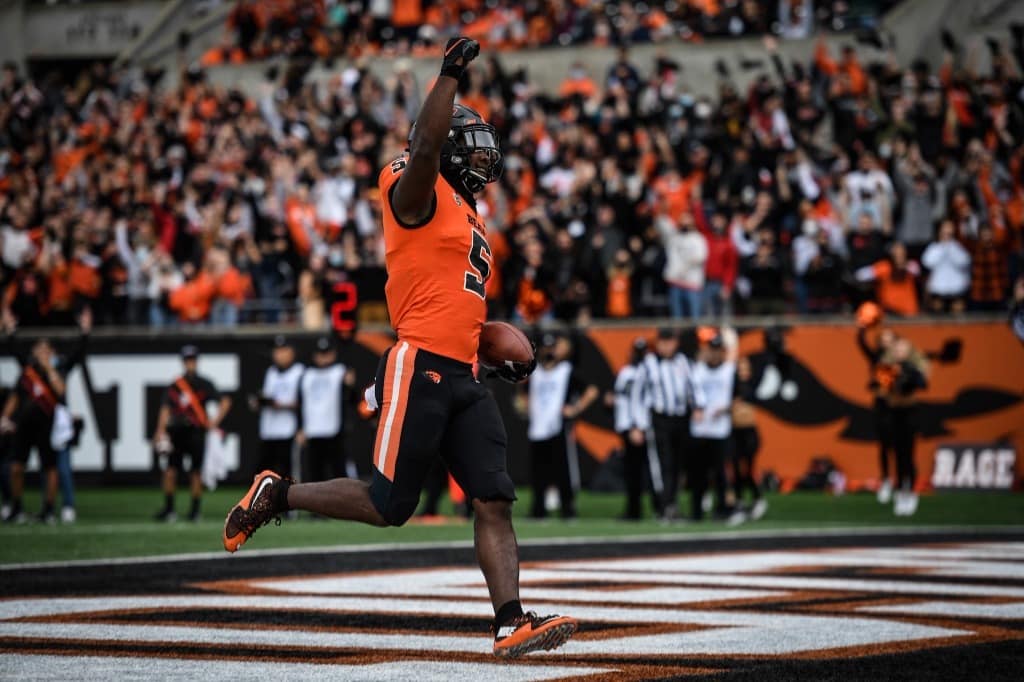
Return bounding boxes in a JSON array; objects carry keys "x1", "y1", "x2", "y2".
[{"x1": 412, "y1": 104, "x2": 502, "y2": 196}]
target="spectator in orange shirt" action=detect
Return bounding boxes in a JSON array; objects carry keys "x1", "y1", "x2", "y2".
[
  {"x1": 651, "y1": 165, "x2": 694, "y2": 224},
  {"x1": 559, "y1": 62, "x2": 597, "y2": 100},
  {"x1": 285, "y1": 182, "x2": 318, "y2": 259},
  {"x1": 855, "y1": 242, "x2": 921, "y2": 317},
  {"x1": 169, "y1": 262, "x2": 217, "y2": 324},
  {"x1": 200, "y1": 35, "x2": 247, "y2": 67},
  {"x1": 605, "y1": 249, "x2": 634, "y2": 318},
  {"x1": 207, "y1": 247, "x2": 251, "y2": 326}
]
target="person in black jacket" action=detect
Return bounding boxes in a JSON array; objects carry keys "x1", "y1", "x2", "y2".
[
  {"x1": 856, "y1": 314, "x2": 897, "y2": 504},
  {"x1": 152, "y1": 345, "x2": 232, "y2": 522},
  {"x1": 0, "y1": 309, "x2": 90, "y2": 524},
  {"x1": 875, "y1": 337, "x2": 929, "y2": 516}
]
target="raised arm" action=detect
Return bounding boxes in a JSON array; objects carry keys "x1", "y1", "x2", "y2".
[{"x1": 390, "y1": 37, "x2": 480, "y2": 225}]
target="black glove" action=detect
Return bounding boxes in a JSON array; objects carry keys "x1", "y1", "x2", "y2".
[
  {"x1": 440, "y1": 36, "x2": 480, "y2": 80},
  {"x1": 483, "y1": 356, "x2": 537, "y2": 384}
]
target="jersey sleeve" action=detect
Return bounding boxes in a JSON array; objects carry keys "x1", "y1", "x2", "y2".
[
  {"x1": 378, "y1": 156, "x2": 408, "y2": 195},
  {"x1": 379, "y1": 156, "x2": 437, "y2": 229}
]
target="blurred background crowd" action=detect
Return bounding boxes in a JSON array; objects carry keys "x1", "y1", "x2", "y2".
[
  {"x1": 198, "y1": 0, "x2": 882, "y2": 64},
  {"x1": 1, "y1": 0, "x2": 1022, "y2": 329}
]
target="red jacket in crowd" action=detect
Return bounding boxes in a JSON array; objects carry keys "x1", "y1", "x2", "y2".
[{"x1": 694, "y1": 203, "x2": 738, "y2": 292}]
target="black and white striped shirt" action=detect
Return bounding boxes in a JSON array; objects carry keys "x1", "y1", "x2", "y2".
[
  {"x1": 639, "y1": 352, "x2": 706, "y2": 417},
  {"x1": 613, "y1": 363, "x2": 650, "y2": 432}
]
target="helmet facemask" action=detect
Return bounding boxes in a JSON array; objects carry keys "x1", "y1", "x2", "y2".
[{"x1": 441, "y1": 124, "x2": 503, "y2": 195}]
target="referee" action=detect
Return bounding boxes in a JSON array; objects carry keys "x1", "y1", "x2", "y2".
[
  {"x1": 297, "y1": 336, "x2": 356, "y2": 482},
  {"x1": 609, "y1": 337, "x2": 657, "y2": 520},
  {"x1": 637, "y1": 328, "x2": 705, "y2": 521}
]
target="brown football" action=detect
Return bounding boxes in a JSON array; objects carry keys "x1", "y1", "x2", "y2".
[{"x1": 478, "y1": 321, "x2": 534, "y2": 367}]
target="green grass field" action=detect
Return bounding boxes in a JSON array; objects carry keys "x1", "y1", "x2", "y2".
[{"x1": 1, "y1": 487, "x2": 1022, "y2": 565}]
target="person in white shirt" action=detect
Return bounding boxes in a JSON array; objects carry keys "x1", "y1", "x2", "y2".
[
  {"x1": 655, "y1": 212, "x2": 708, "y2": 319},
  {"x1": 250, "y1": 336, "x2": 305, "y2": 478},
  {"x1": 608, "y1": 337, "x2": 656, "y2": 520},
  {"x1": 522, "y1": 333, "x2": 598, "y2": 519},
  {"x1": 689, "y1": 332, "x2": 735, "y2": 521},
  {"x1": 297, "y1": 336, "x2": 356, "y2": 483},
  {"x1": 843, "y1": 151, "x2": 895, "y2": 230},
  {"x1": 921, "y1": 219, "x2": 971, "y2": 313}
]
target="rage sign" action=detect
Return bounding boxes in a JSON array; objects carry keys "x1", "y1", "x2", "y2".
[{"x1": 932, "y1": 444, "x2": 1016, "y2": 490}]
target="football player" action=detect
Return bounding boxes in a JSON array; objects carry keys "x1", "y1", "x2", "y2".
[{"x1": 223, "y1": 37, "x2": 577, "y2": 658}]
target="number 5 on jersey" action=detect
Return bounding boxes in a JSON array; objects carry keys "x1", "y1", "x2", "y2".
[{"x1": 464, "y1": 230, "x2": 492, "y2": 299}]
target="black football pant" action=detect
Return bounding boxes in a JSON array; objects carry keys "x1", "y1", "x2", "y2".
[
  {"x1": 419, "y1": 458, "x2": 447, "y2": 516},
  {"x1": 688, "y1": 436, "x2": 729, "y2": 521},
  {"x1": 650, "y1": 412, "x2": 687, "y2": 516}
]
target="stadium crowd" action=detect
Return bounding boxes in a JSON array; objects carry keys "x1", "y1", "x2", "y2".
[
  {"x1": 202, "y1": 0, "x2": 873, "y2": 65},
  {"x1": 1, "y1": 18, "x2": 1023, "y2": 328}
]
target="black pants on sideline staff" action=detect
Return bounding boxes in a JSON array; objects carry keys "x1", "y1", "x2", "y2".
[
  {"x1": 167, "y1": 427, "x2": 206, "y2": 472},
  {"x1": 529, "y1": 434, "x2": 575, "y2": 519},
  {"x1": 688, "y1": 437, "x2": 729, "y2": 521},
  {"x1": 620, "y1": 431, "x2": 655, "y2": 519},
  {"x1": 873, "y1": 398, "x2": 894, "y2": 481},
  {"x1": 259, "y1": 438, "x2": 294, "y2": 478},
  {"x1": 890, "y1": 406, "x2": 917, "y2": 490},
  {"x1": 650, "y1": 412, "x2": 687, "y2": 516},
  {"x1": 304, "y1": 433, "x2": 345, "y2": 483},
  {"x1": 731, "y1": 426, "x2": 761, "y2": 504}
]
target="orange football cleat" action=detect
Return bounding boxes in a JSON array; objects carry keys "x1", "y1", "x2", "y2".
[
  {"x1": 222, "y1": 470, "x2": 285, "y2": 553},
  {"x1": 492, "y1": 612, "x2": 578, "y2": 658}
]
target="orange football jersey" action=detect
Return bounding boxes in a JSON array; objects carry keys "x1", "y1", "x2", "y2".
[{"x1": 378, "y1": 157, "x2": 493, "y2": 364}]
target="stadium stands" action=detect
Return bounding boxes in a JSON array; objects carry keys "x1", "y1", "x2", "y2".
[
  {"x1": 201, "y1": 0, "x2": 883, "y2": 63},
  {"x1": 0, "y1": 2, "x2": 1022, "y2": 328}
]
